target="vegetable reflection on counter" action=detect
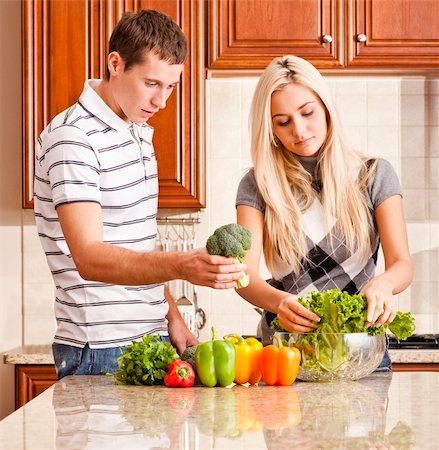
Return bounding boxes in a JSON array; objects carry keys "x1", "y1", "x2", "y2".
[
  {"x1": 114, "y1": 385, "x2": 299, "y2": 441},
  {"x1": 177, "y1": 384, "x2": 302, "y2": 438},
  {"x1": 194, "y1": 386, "x2": 237, "y2": 437},
  {"x1": 230, "y1": 385, "x2": 262, "y2": 435},
  {"x1": 249, "y1": 386, "x2": 302, "y2": 430},
  {"x1": 52, "y1": 376, "x2": 414, "y2": 449},
  {"x1": 284, "y1": 376, "x2": 416, "y2": 450}
]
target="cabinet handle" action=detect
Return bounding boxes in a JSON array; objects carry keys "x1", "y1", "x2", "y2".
[
  {"x1": 356, "y1": 34, "x2": 367, "y2": 43},
  {"x1": 322, "y1": 34, "x2": 333, "y2": 43}
]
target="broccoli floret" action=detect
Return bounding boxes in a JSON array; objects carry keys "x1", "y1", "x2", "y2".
[
  {"x1": 181, "y1": 345, "x2": 197, "y2": 368},
  {"x1": 181, "y1": 345, "x2": 202, "y2": 385},
  {"x1": 206, "y1": 223, "x2": 251, "y2": 289}
]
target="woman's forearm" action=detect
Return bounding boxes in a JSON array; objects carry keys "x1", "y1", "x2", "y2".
[
  {"x1": 236, "y1": 270, "x2": 286, "y2": 313},
  {"x1": 375, "y1": 258, "x2": 413, "y2": 294}
]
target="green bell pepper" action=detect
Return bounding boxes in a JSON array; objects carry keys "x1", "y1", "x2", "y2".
[{"x1": 195, "y1": 327, "x2": 236, "y2": 387}]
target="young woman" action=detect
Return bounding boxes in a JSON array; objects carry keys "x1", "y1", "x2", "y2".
[{"x1": 235, "y1": 55, "x2": 413, "y2": 369}]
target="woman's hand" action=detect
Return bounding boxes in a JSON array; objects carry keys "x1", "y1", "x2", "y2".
[
  {"x1": 277, "y1": 294, "x2": 320, "y2": 333},
  {"x1": 361, "y1": 278, "x2": 397, "y2": 327}
]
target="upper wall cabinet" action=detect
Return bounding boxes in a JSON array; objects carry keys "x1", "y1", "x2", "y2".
[
  {"x1": 346, "y1": 0, "x2": 439, "y2": 67},
  {"x1": 208, "y1": 0, "x2": 439, "y2": 71},
  {"x1": 23, "y1": 0, "x2": 205, "y2": 209},
  {"x1": 208, "y1": 0, "x2": 343, "y2": 70}
]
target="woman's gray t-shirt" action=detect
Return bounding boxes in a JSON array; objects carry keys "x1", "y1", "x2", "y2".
[{"x1": 235, "y1": 157, "x2": 402, "y2": 298}]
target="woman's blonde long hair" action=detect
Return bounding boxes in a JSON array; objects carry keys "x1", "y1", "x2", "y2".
[{"x1": 250, "y1": 55, "x2": 377, "y2": 279}]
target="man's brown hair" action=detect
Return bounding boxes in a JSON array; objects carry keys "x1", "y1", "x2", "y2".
[{"x1": 105, "y1": 9, "x2": 187, "y2": 80}]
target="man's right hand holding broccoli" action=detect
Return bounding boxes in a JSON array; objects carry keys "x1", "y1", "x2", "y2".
[{"x1": 206, "y1": 223, "x2": 252, "y2": 289}]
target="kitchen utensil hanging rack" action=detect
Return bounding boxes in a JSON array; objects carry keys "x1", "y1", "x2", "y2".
[
  {"x1": 156, "y1": 212, "x2": 206, "y2": 335},
  {"x1": 157, "y1": 212, "x2": 201, "y2": 225}
]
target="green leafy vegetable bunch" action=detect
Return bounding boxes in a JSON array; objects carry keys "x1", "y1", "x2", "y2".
[
  {"x1": 206, "y1": 223, "x2": 251, "y2": 289},
  {"x1": 272, "y1": 288, "x2": 415, "y2": 340},
  {"x1": 113, "y1": 335, "x2": 178, "y2": 386}
]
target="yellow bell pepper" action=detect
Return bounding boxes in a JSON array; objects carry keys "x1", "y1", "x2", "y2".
[
  {"x1": 223, "y1": 334, "x2": 263, "y2": 385},
  {"x1": 245, "y1": 337, "x2": 263, "y2": 385}
]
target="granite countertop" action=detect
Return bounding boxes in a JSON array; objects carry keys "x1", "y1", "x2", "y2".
[
  {"x1": 3, "y1": 345, "x2": 439, "y2": 365},
  {"x1": 389, "y1": 348, "x2": 439, "y2": 364},
  {"x1": 1, "y1": 372, "x2": 438, "y2": 449},
  {"x1": 3, "y1": 345, "x2": 54, "y2": 365}
]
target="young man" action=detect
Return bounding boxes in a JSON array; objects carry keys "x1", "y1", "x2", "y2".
[{"x1": 34, "y1": 10, "x2": 246, "y2": 379}]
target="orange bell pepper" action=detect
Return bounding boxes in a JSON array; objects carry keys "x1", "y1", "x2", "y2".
[
  {"x1": 260, "y1": 335, "x2": 301, "y2": 386},
  {"x1": 223, "y1": 334, "x2": 263, "y2": 385}
]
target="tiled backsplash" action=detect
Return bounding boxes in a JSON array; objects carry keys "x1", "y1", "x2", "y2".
[{"x1": 22, "y1": 75, "x2": 439, "y2": 344}]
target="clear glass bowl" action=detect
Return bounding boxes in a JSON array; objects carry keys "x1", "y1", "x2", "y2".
[{"x1": 275, "y1": 331, "x2": 386, "y2": 382}]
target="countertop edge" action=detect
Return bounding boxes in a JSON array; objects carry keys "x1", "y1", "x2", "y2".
[
  {"x1": 3, "y1": 345, "x2": 54, "y2": 365},
  {"x1": 388, "y1": 349, "x2": 439, "y2": 364},
  {"x1": 3, "y1": 346, "x2": 439, "y2": 365}
]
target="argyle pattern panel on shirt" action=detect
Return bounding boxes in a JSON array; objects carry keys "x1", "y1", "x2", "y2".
[
  {"x1": 272, "y1": 197, "x2": 380, "y2": 299},
  {"x1": 281, "y1": 232, "x2": 380, "y2": 297}
]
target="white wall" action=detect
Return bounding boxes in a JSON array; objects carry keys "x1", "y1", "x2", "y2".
[{"x1": 0, "y1": 0, "x2": 23, "y2": 420}]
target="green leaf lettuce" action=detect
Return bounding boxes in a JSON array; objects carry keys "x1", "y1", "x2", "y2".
[{"x1": 271, "y1": 289, "x2": 416, "y2": 376}]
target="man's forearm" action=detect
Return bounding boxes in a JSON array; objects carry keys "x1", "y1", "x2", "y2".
[
  {"x1": 57, "y1": 202, "x2": 246, "y2": 288},
  {"x1": 74, "y1": 241, "x2": 183, "y2": 285},
  {"x1": 165, "y1": 286, "x2": 184, "y2": 322}
]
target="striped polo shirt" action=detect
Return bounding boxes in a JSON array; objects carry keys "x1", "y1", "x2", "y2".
[{"x1": 34, "y1": 80, "x2": 168, "y2": 349}]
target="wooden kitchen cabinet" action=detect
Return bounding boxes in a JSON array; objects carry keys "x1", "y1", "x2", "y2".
[
  {"x1": 346, "y1": 0, "x2": 439, "y2": 68},
  {"x1": 392, "y1": 363, "x2": 439, "y2": 372},
  {"x1": 15, "y1": 364, "x2": 57, "y2": 409},
  {"x1": 23, "y1": 0, "x2": 205, "y2": 209},
  {"x1": 208, "y1": 0, "x2": 439, "y2": 70},
  {"x1": 208, "y1": 0, "x2": 343, "y2": 70}
]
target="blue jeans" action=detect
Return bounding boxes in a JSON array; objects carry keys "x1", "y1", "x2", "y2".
[
  {"x1": 53, "y1": 338, "x2": 170, "y2": 379},
  {"x1": 52, "y1": 343, "x2": 126, "y2": 379},
  {"x1": 375, "y1": 334, "x2": 392, "y2": 372}
]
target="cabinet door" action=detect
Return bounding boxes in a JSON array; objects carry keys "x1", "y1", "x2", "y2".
[
  {"x1": 15, "y1": 365, "x2": 58, "y2": 409},
  {"x1": 347, "y1": 0, "x2": 439, "y2": 68},
  {"x1": 23, "y1": 0, "x2": 205, "y2": 209},
  {"x1": 208, "y1": 0, "x2": 343, "y2": 70}
]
